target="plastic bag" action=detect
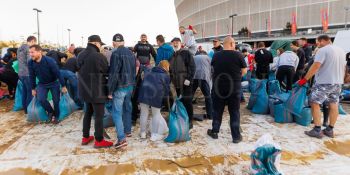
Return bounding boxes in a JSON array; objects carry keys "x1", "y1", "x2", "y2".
[
  {"x1": 13, "y1": 80, "x2": 23, "y2": 111},
  {"x1": 250, "y1": 134, "x2": 282, "y2": 175},
  {"x1": 103, "y1": 101, "x2": 114, "y2": 128},
  {"x1": 58, "y1": 93, "x2": 78, "y2": 120},
  {"x1": 150, "y1": 115, "x2": 169, "y2": 135},
  {"x1": 293, "y1": 108, "x2": 312, "y2": 126},
  {"x1": 339, "y1": 104, "x2": 347, "y2": 115},
  {"x1": 11, "y1": 60, "x2": 19, "y2": 74},
  {"x1": 27, "y1": 97, "x2": 49, "y2": 123},
  {"x1": 164, "y1": 98, "x2": 191, "y2": 143},
  {"x1": 285, "y1": 85, "x2": 308, "y2": 115},
  {"x1": 252, "y1": 80, "x2": 269, "y2": 114},
  {"x1": 247, "y1": 79, "x2": 261, "y2": 110},
  {"x1": 268, "y1": 71, "x2": 276, "y2": 81},
  {"x1": 274, "y1": 103, "x2": 293, "y2": 123},
  {"x1": 268, "y1": 97, "x2": 280, "y2": 117},
  {"x1": 268, "y1": 80, "x2": 281, "y2": 95}
]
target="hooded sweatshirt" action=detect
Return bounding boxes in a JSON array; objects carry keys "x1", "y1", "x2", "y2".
[{"x1": 156, "y1": 43, "x2": 174, "y2": 65}]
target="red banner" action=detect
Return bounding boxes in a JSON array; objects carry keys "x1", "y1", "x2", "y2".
[
  {"x1": 291, "y1": 12, "x2": 297, "y2": 36},
  {"x1": 321, "y1": 9, "x2": 329, "y2": 32}
]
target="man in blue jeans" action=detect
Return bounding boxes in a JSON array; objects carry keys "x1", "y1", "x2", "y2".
[
  {"x1": 17, "y1": 36, "x2": 37, "y2": 114},
  {"x1": 28, "y1": 45, "x2": 67, "y2": 124},
  {"x1": 108, "y1": 34, "x2": 137, "y2": 149}
]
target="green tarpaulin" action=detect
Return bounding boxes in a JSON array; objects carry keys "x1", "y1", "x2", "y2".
[{"x1": 269, "y1": 40, "x2": 292, "y2": 57}]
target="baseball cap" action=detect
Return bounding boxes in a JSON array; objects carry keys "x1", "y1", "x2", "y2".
[
  {"x1": 88, "y1": 35, "x2": 105, "y2": 45},
  {"x1": 113, "y1": 34, "x2": 124, "y2": 42},
  {"x1": 212, "y1": 38, "x2": 220, "y2": 42},
  {"x1": 171, "y1": 37, "x2": 181, "y2": 42}
]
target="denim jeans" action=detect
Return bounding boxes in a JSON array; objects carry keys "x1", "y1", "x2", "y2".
[
  {"x1": 19, "y1": 76, "x2": 33, "y2": 113},
  {"x1": 37, "y1": 81, "x2": 60, "y2": 118},
  {"x1": 111, "y1": 88, "x2": 133, "y2": 141},
  {"x1": 60, "y1": 70, "x2": 82, "y2": 107},
  {"x1": 192, "y1": 79, "x2": 213, "y2": 117}
]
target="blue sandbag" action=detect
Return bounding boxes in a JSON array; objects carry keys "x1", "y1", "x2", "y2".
[
  {"x1": 294, "y1": 108, "x2": 312, "y2": 126},
  {"x1": 268, "y1": 71, "x2": 276, "y2": 81},
  {"x1": 285, "y1": 85, "x2": 308, "y2": 115},
  {"x1": 58, "y1": 93, "x2": 78, "y2": 120},
  {"x1": 274, "y1": 103, "x2": 293, "y2": 123},
  {"x1": 247, "y1": 79, "x2": 261, "y2": 110},
  {"x1": 164, "y1": 98, "x2": 191, "y2": 143},
  {"x1": 269, "y1": 98, "x2": 280, "y2": 117},
  {"x1": 242, "y1": 71, "x2": 252, "y2": 81},
  {"x1": 13, "y1": 80, "x2": 23, "y2": 111},
  {"x1": 268, "y1": 80, "x2": 281, "y2": 95},
  {"x1": 252, "y1": 80, "x2": 269, "y2": 114},
  {"x1": 103, "y1": 101, "x2": 114, "y2": 128},
  {"x1": 27, "y1": 97, "x2": 49, "y2": 123},
  {"x1": 339, "y1": 104, "x2": 347, "y2": 115}
]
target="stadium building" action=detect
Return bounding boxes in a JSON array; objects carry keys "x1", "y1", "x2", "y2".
[{"x1": 174, "y1": 0, "x2": 350, "y2": 43}]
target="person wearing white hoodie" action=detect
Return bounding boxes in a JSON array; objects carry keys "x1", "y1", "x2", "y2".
[{"x1": 276, "y1": 48, "x2": 299, "y2": 91}]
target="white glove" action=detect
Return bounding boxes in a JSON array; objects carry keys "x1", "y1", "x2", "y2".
[{"x1": 184, "y1": 79, "x2": 190, "y2": 86}]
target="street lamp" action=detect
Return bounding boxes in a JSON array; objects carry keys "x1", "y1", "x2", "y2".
[
  {"x1": 67, "y1": 29, "x2": 71, "y2": 46},
  {"x1": 345, "y1": 7, "x2": 350, "y2": 30},
  {"x1": 229, "y1": 14, "x2": 238, "y2": 37},
  {"x1": 33, "y1": 8, "x2": 42, "y2": 45}
]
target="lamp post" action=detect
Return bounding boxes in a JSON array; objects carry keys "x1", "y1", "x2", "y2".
[
  {"x1": 345, "y1": 7, "x2": 350, "y2": 30},
  {"x1": 33, "y1": 8, "x2": 42, "y2": 45},
  {"x1": 229, "y1": 14, "x2": 238, "y2": 37},
  {"x1": 67, "y1": 29, "x2": 71, "y2": 46}
]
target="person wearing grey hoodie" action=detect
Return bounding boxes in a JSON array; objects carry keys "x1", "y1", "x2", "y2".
[{"x1": 17, "y1": 36, "x2": 37, "y2": 113}]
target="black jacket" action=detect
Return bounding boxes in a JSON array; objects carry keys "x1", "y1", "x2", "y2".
[
  {"x1": 213, "y1": 45, "x2": 223, "y2": 53},
  {"x1": 302, "y1": 44, "x2": 313, "y2": 63},
  {"x1": 77, "y1": 43, "x2": 109, "y2": 103},
  {"x1": 296, "y1": 48, "x2": 306, "y2": 70},
  {"x1": 46, "y1": 50, "x2": 68, "y2": 69},
  {"x1": 170, "y1": 48, "x2": 196, "y2": 89},
  {"x1": 134, "y1": 41, "x2": 157, "y2": 65}
]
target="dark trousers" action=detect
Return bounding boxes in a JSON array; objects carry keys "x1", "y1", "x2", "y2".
[
  {"x1": 293, "y1": 69, "x2": 304, "y2": 83},
  {"x1": 176, "y1": 85, "x2": 194, "y2": 124},
  {"x1": 276, "y1": 66, "x2": 295, "y2": 91},
  {"x1": 0, "y1": 71, "x2": 18, "y2": 96},
  {"x1": 256, "y1": 71, "x2": 268, "y2": 80},
  {"x1": 211, "y1": 81, "x2": 241, "y2": 140},
  {"x1": 37, "y1": 81, "x2": 60, "y2": 118},
  {"x1": 19, "y1": 76, "x2": 33, "y2": 113},
  {"x1": 192, "y1": 79, "x2": 213, "y2": 117},
  {"x1": 83, "y1": 102, "x2": 104, "y2": 142}
]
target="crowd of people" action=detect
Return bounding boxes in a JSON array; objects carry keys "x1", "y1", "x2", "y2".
[{"x1": 0, "y1": 25, "x2": 349, "y2": 149}]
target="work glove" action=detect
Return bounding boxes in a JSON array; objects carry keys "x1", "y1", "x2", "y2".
[{"x1": 298, "y1": 78, "x2": 307, "y2": 86}]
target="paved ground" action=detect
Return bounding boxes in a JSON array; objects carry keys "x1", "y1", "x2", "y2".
[{"x1": 0, "y1": 95, "x2": 350, "y2": 175}]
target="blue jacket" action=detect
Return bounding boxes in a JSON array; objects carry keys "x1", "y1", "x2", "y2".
[
  {"x1": 108, "y1": 46, "x2": 136, "y2": 94},
  {"x1": 28, "y1": 56, "x2": 65, "y2": 90},
  {"x1": 138, "y1": 67, "x2": 170, "y2": 108},
  {"x1": 156, "y1": 43, "x2": 174, "y2": 65}
]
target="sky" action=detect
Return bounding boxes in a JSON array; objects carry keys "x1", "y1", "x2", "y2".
[{"x1": 0, "y1": 0, "x2": 180, "y2": 47}]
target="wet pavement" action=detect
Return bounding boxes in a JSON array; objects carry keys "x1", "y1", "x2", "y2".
[{"x1": 0, "y1": 95, "x2": 350, "y2": 175}]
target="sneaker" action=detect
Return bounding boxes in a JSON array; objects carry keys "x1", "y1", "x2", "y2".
[
  {"x1": 94, "y1": 139, "x2": 113, "y2": 148},
  {"x1": 305, "y1": 128, "x2": 323, "y2": 139},
  {"x1": 207, "y1": 129, "x2": 218, "y2": 139},
  {"x1": 51, "y1": 117, "x2": 60, "y2": 125},
  {"x1": 150, "y1": 134, "x2": 164, "y2": 142},
  {"x1": 82, "y1": 136, "x2": 94, "y2": 145},
  {"x1": 322, "y1": 128, "x2": 334, "y2": 138},
  {"x1": 140, "y1": 132, "x2": 146, "y2": 139},
  {"x1": 115, "y1": 140, "x2": 128, "y2": 150},
  {"x1": 232, "y1": 136, "x2": 243, "y2": 144}
]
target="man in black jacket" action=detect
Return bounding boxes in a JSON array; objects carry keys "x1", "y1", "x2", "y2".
[
  {"x1": 46, "y1": 49, "x2": 68, "y2": 68},
  {"x1": 212, "y1": 38, "x2": 223, "y2": 53},
  {"x1": 170, "y1": 37, "x2": 196, "y2": 129},
  {"x1": 133, "y1": 34, "x2": 157, "y2": 66},
  {"x1": 254, "y1": 42, "x2": 273, "y2": 79},
  {"x1": 77, "y1": 35, "x2": 113, "y2": 149},
  {"x1": 299, "y1": 38, "x2": 313, "y2": 63}
]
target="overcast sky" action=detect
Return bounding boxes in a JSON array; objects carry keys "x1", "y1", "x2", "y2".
[{"x1": 0, "y1": 0, "x2": 180, "y2": 47}]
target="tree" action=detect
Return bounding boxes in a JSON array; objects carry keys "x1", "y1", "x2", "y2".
[{"x1": 238, "y1": 27, "x2": 250, "y2": 37}]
